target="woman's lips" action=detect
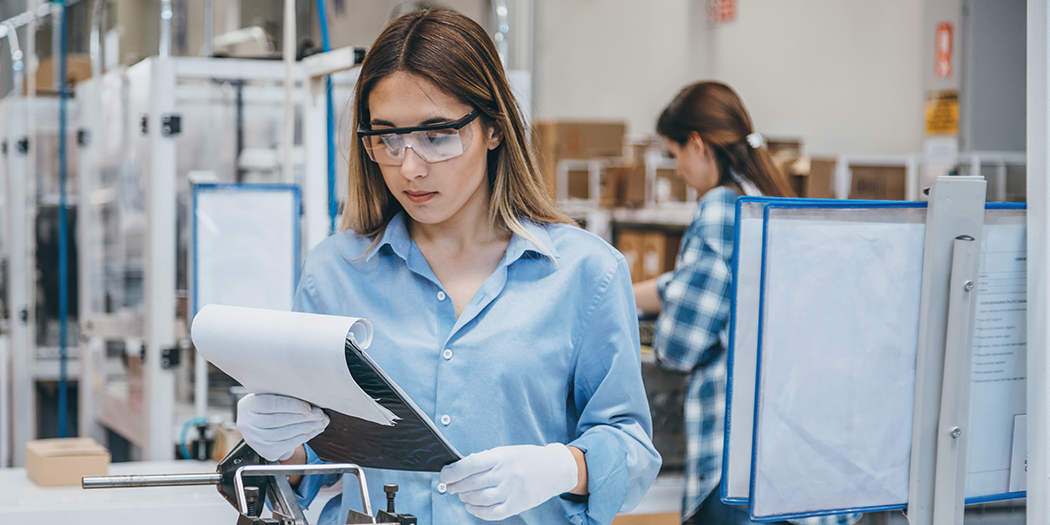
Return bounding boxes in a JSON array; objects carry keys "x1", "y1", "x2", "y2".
[{"x1": 405, "y1": 190, "x2": 437, "y2": 204}]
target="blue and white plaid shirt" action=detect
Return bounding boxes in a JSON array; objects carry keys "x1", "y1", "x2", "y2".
[{"x1": 652, "y1": 186, "x2": 860, "y2": 525}]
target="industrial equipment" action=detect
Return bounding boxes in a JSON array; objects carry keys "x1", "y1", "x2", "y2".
[{"x1": 83, "y1": 440, "x2": 418, "y2": 525}]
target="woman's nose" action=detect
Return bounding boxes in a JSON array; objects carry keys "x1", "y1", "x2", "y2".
[{"x1": 400, "y1": 146, "x2": 428, "y2": 179}]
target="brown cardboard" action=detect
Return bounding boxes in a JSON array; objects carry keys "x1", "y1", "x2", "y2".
[
  {"x1": 850, "y1": 165, "x2": 906, "y2": 200},
  {"x1": 567, "y1": 168, "x2": 591, "y2": 201},
  {"x1": 26, "y1": 437, "x2": 110, "y2": 487},
  {"x1": 600, "y1": 166, "x2": 647, "y2": 208},
  {"x1": 654, "y1": 167, "x2": 687, "y2": 203},
  {"x1": 641, "y1": 230, "x2": 683, "y2": 281},
  {"x1": 615, "y1": 229, "x2": 646, "y2": 282},
  {"x1": 788, "y1": 157, "x2": 835, "y2": 199},
  {"x1": 26, "y1": 55, "x2": 93, "y2": 96},
  {"x1": 612, "y1": 513, "x2": 680, "y2": 525},
  {"x1": 531, "y1": 120, "x2": 626, "y2": 199}
]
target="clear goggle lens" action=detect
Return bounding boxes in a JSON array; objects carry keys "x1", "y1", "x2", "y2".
[
  {"x1": 359, "y1": 109, "x2": 479, "y2": 166},
  {"x1": 361, "y1": 125, "x2": 474, "y2": 165}
]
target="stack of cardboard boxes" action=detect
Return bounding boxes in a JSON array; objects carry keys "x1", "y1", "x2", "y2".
[
  {"x1": 532, "y1": 120, "x2": 627, "y2": 201},
  {"x1": 615, "y1": 227, "x2": 683, "y2": 283}
]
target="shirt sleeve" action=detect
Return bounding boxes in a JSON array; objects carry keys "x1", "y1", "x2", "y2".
[
  {"x1": 560, "y1": 257, "x2": 662, "y2": 524},
  {"x1": 289, "y1": 444, "x2": 341, "y2": 509},
  {"x1": 652, "y1": 209, "x2": 733, "y2": 373}
]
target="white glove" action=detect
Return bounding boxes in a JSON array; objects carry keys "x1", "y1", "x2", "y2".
[
  {"x1": 440, "y1": 443, "x2": 579, "y2": 521},
  {"x1": 236, "y1": 393, "x2": 330, "y2": 462}
]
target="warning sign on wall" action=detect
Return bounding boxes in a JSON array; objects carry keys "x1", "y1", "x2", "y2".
[
  {"x1": 708, "y1": 0, "x2": 737, "y2": 25},
  {"x1": 935, "y1": 22, "x2": 953, "y2": 79},
  {"x1": 925, "y1": 90, "x2": 959, "y2": 135}
]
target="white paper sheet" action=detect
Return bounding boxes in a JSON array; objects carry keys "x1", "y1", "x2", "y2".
[
  {"x1": 725, "y1": 207, "x2": 764, "y2": 502},
  {"x1": 966, "y1": 216, "x2": 1027, "y2": 497},
  {"x1": 195, "y1": 188, "x2": 298, "y2": 312},
  {"x1": 751, "y1": 209, "x2": 926, "y2": 518},
  {"x1": 1008, "y1": 414, "x2": 1027, "y2": 493},
  {"x1": 190, "y1": 304, "x2": 396, "y2": 425}
]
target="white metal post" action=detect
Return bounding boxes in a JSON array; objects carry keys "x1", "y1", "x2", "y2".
[
  {"x1": 0, "y1": 100, "x2": 8, "y2": 468},
  {"x1": 76, "y1": 74, "x2": 105, "y2": 445},
  {"x1": 6, "y1": 99, "x2": 36, "y2": 467},
  {"x1": 1026, "y1": 1, "x2": 1050, "y2": 523},
  {"x1": 301, "y1": 47, "x2": 359, "y2": 251},
  {"x1": 282, "y1": 0, "x2": 295, "y2": 184},
  {"x1": 931, "y1": 236, "x2": 979, "y2": 524},
  {"x1": 144, "y1": 58, "x2": 177, "y2": 460},
  {"x1": 907, "y1": 176, "x2": 986, "y2": 525}
]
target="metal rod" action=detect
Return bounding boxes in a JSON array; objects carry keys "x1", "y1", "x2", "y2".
[
  {"x1": 82, "y1": 472, "x2": 223, "y2": 488},
  {"x1": 89, "y1": 0, "x2": 104, "y2": 78},
  {"x1": 57, "y1": 0, "x2": 69, "y2": 439},
  {"x1": 282, "y1": 0, "x2": 295, "y2": 183},
  {"x1": 160, "y1": 0, "x2": 173, "y2": 58},
  {"x1": 202, "y1": 0, "x2": 214, "y2": 57}
]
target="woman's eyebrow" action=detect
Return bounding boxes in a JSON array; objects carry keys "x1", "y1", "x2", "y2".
[{"x1": 369, "y1": 115, "x2": 458, "y2": 128}]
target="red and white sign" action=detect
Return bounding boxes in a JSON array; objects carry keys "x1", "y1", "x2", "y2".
[
  {"x1": 935, "y1": 22, "x2": 953, "y2": 79},
  {"x1": 708, "y1": 0, "x2": 737, "y2": 25}
]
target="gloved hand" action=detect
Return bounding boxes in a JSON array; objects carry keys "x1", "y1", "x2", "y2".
[
  {"x1": 236, "y1": 393, "x2": 330, "y2": 462},
  {"x1": 440, "y1": 443, "x2": 579, "y2": 521}
]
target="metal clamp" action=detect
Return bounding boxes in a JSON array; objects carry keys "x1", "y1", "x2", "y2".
[{"x1": 233, "y1": 463, "x2": 373, "y2": 517}]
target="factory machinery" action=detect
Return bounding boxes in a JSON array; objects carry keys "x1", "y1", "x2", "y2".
[{"x1": 83, "y1": 439, "x2": 418, "y2": 525}]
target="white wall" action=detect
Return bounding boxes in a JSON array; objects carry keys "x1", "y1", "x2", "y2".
[
  {"x1": 532, "y1": 0, "x2": 693, "y2": 141},
  {"x1": 533, "y1": 0, "x2": 925, "y2": 156}
]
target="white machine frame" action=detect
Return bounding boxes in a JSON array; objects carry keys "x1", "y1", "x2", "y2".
[{"x1": 77, "y1": 55, "x2": 311, "y2": 461}]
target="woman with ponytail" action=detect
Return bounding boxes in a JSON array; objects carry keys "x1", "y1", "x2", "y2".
[{"x1": 633, "y1": 82, "x2": 860, "y2": 525}]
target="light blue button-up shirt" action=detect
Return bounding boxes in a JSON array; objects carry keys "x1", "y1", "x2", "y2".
[{"x1": 290, "y1": 212, "x2": 661, "y2": 525}]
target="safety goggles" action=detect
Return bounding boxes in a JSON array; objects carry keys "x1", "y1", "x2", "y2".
[{"x1": 358, "y1": 109, "x2": 480, "y2": 165}]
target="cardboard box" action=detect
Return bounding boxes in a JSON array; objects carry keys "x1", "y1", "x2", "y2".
[
  {"x1": 532, "y1": 120, "x2": 627, "y2": 199},
  {"x1": 26, "y1": 54, "x2": 93, "y2": 96},
  {"x1": 787, "y1": 157, "x2": 835, "y2": 199},
  {"x1": 601, "y1": 166, "x2": 647, "y2": 208},
  {"x1": 567, "y1": 168, "x2": 591, "y2": 201},
  {"x1": 850, "y1": 165, "x2": 906, "y2": 200},
  {"x1": 26, "y1": 437, "x2": 110, "y2": 487},
  {"x1": 653, "y1": 167, "x2": 687, "y2": 203},
  {"x1": 641, "y1": 230, "x2": 682, "y2": 281},
  {"x1": 615, "y1": 229, "x2": 646, "y2": 282},
  {"x1": 612, "y1": 513, "x2": 680, "y2": 525}
]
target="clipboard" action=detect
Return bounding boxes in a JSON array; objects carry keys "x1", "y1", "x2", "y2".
[{"x1": 308, "y1": 338, "x2": 463, "y2": 472}]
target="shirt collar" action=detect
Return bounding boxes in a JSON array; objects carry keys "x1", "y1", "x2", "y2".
[
  {"x1": 365, "y1": 212, "x2": 412, "y2": 262},
  {"x1": 365, "y1": 212, "x2": 560, "y2": 264},
  {"x1": 505, "y1": 217, "x2": 560, "y2": 264}
]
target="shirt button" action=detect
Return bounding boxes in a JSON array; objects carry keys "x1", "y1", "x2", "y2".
[
  {"x1": 437, "y1": 483, "x2": 447, "y2": 494},
  {"x1": 437, "y1": 291, "x2": 447, "y2": 301},
  {"x1": 440, "y1": 414, "x2": 451, "y2": 426},
  {"x1": 442, "y1": 349, "x2": 453, "y2": 360}
]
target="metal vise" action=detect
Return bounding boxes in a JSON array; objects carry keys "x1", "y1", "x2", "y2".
[{"x1": 82, "y1": 440, "x2": 416, "y2": 525}]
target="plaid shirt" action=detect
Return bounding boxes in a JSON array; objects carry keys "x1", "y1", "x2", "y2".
[{"x1": 653, "y1": 186, "x2": 860, "y2": 525}]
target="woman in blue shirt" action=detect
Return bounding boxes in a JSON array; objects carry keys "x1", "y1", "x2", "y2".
[
  {"x1": 234, "y1": 8, "x2": 660, "y2": 525},
  {"x1": 633, "y1": 82, "x2": 860, "y2": 525}
]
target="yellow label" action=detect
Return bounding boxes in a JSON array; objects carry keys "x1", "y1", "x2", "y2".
[{"x1": 925, "y1": 90, "x2": 959, "y2": 135}]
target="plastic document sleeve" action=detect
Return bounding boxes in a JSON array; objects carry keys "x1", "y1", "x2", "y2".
[{"x1": 749, "y1": 203, "x2": 926, "y2": 521}]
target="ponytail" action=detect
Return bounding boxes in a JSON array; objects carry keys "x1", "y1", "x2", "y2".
[{"x1": 657, "y1": 82, "x2": 795, "y2": 198}]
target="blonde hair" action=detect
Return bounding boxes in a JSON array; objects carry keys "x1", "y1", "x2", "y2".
[{"x1": 341, "y1": 8, "x2": 573, "y2": 244}]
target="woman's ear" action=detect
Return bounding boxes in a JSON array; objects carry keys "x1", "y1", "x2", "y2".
[
  {"x1": 486, "y1": 123, "x2": 504, "y2": 150},
  {"x1": 687, "y1": 131, "x2": 706, "y2": 156}
]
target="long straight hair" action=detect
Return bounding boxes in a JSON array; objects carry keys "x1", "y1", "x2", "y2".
[
  {"x1": 341, "y1": 8, "x2": 573, "y2": 239},
  {"x1": 656, "y1": 82, "x2": 795, "y2": 198}
]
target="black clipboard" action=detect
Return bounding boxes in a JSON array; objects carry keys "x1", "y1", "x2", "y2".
[{"x1": 307, "y1": 339, "x2": 462, "y2": 472}]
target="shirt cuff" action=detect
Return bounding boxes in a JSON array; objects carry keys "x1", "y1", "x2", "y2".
[
  {"x1": 561, "y1": 432, "x2": 630, "y2": 525},
  {"x1": 655, "y1": 271, "x2": 674, "y2": 300},
  {"x1": 290, "y1": 445, "x2": 328, "y2": 510}
]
